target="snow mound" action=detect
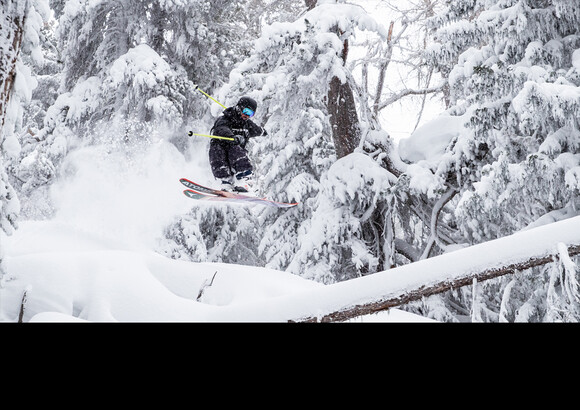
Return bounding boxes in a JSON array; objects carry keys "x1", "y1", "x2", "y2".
[
  {"x1": 398, "y1": 114, "x2": 467, "y2": 163},
  {"x1": 1, "y1": 220, "x2": 434, "y2": 322}
]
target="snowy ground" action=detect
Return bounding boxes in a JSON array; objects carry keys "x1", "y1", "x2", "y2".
[
  {"x1": 0, "y1": 137, "x2": 436, "y2": 323},
  {"x1": 0, "y1": 220, "x2": 435, "y2": 323}
]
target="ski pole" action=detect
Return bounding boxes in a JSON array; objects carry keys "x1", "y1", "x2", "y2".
[
  {"x1": 188, "y1": 131, "x2": 234, "y2": 141},
  {"x1": 194, "y1": 85, "x2": 227, "y2": 109}
]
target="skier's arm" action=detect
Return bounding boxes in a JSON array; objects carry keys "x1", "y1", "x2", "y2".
[
  {"x1": 212, "y1": 117, "x2": 235, "y2": 139},
  {"x1": 247, "y1": 121, "x2": 267, "y2": 138}
]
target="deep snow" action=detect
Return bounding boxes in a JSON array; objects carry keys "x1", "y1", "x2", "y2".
[
  {"x1": 2, "y1": 62, "x2": 576, "y2": 322},
  {"x1": 2, "y1": 129, "x2": 580, "y2": 322},
  {"x1": 0, "y1": 133, "x2": 441, "y2": 322},
  {"x1": 3, "y1": 176, "x2": 580, "y2": 322},
  {"x1": 0, "y1": 219, "x2": 435, "y2": 322}
]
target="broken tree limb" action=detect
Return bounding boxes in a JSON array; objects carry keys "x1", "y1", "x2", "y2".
[
  {"x1": 196, "y1": 271, "x2": 217, "y2": 302},
  {"x1": 18, "y1": 289, "x2": 27, "y2": 323}
]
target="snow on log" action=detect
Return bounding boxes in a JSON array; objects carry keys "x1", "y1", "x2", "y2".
[{"x1": 289, "y1": 216, "x2": 580, "y2": 322}]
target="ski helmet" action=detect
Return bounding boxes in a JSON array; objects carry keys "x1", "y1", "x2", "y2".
[{"x1": 237, "y1": 96, "x2": 257, "y2": 112}]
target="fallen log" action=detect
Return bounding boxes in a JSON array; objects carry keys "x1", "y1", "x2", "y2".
[
  {"x1": 295, "y1": 244, "x2": 580, "y2": 322},
  {"x1": 289, "y1": 216, "x2": 580, "y2": 322}
]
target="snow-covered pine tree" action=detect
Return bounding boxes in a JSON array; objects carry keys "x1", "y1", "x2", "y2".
[
  {"x1": 1, "y1": 0, "x2": 49, "y2": 276},
  {"x1": 428, "y1": 0, "x2": 580, "y2": 241},
  {"x1": 160, "y1": 205, "x2": 262, "y2": 266},
  {"x1": 0, "y1": 0, "x2": 24, "y2": 259},
  {"x1": 212, "y1": 0, "x2": 403, "y2": 282},
  {"x1": 0, "y1": 0, "x2": 49, "y2": 141},
  {"x1": 8, "y1": 0, "x2": 272, "y2": 218},
  {"x1": 410, "y1": 0, "x2": 580, "y2": 321},
  {"x1": 292, "y1": 0, "x2": 450, "y2": 280},
  {"x1": 34, "y1": 0, "x2": 208, "y2": 145}
]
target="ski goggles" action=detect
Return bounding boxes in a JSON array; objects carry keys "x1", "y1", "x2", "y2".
[{"x1": 242, "y1": 107, "x2": 255, "y2": 117}]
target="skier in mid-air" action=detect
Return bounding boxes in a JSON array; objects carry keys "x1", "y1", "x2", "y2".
[{"x1": 209, "y1": 96, "x2": 267, "y2": 193}]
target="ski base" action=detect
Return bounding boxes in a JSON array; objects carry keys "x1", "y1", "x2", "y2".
[{"x1": 180, "y1": 178, "x2": 298, "y2": 208}]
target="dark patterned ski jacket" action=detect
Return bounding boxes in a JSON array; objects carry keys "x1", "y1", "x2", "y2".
[
  {"x1": 208, "y1": 106, "x2": 268, "y2": 179},
  {"x1": 211, "y1": 106, "x2": 267, "y2": 148}
]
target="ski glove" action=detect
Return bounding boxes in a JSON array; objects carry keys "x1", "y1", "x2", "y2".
[{"x1": 232, "y1": 134, "x2": 246, "y2": 145}]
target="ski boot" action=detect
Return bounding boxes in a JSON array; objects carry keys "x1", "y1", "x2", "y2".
[{"x1": 233, "y1": 170, "x2": 255, "y2": 195}]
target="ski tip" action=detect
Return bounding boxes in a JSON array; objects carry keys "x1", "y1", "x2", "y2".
[
  {"x1": 183, "y1": 189, "x2": 213, "y2": 200},
  {"x1": 183, "y1": 189, "x2": 199, "y2": 198},
  {"x1": 181, "y1": 178, "x2": 300, "y2": 208}
]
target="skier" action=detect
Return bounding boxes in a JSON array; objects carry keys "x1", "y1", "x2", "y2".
[{"x1": 209, "y1": 96, "x2": 267, "y2": 193}]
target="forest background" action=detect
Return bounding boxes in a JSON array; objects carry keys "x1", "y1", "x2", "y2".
[{"x1": 2, "y1": 0, "x2": 580, "y2": 322}]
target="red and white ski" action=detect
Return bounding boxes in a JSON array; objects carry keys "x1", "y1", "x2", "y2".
[{"x1": 180, "y1": 178, "x2": 298, "y2": 208}]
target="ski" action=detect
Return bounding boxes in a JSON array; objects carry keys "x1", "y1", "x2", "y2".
[{"x1": 180, "y1": 178, "x2": 298, "y2": 208}]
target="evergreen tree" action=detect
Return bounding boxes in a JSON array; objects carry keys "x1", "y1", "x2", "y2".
[
  {"x1": 405, "y1": 0, "x2": 580, "y2": 321},
  {"x1": 1, "y1": 0, "x2": 49, "y2": 276},
  {"x1": 8, "y1": 0, "x2": 273, "y2": 218},
  {"x1": 428, "y1": 0, "x2": 580, "y2": 241},
  {"x1": 210, "y1": 1, "x2": 398, "y2": 281}
]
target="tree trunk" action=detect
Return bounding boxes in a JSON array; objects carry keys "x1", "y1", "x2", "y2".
[
  {"x1": 327, "y1": 30, "x2": 361, "y2": 158},
  {"x1": 304, "y1": 0, "x2": 317, "y2": 11},
  {"x1": 305, "y1": 0, "x2": 361, "y2": 158},
  {"x1": 0, "y1": 1, "x2": 26, "y2": 131},
  {"x1": 327, "y1": 74, "x2": 361, "y2": 159}
]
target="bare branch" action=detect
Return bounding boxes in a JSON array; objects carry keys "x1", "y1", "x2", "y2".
[
  {"x1": 377, "y1": 82, "x2": 447, "y2": 111},
  {"x1": 372, "y1": 21, "x2": 395, "y2": 116},
  {"x1": 420, "y1": 187, "x2": 457, "y2": 259}
]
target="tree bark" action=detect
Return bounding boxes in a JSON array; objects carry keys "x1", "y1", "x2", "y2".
[
  {"x1": 305, "y1": 0, "x2": 361, "y2": 158},
  {"x1": 304, "y1": 0, "x2": 317, "y2": 11},
  {"x1": 0, "y1": 2, "x2": 26, "y2": 131},
  {"x1": 326, "y1": 29, "x2": 361, "y2": 159},
  {"x1": 327, "y1": 74, "x2": 361, "y2": 159}
]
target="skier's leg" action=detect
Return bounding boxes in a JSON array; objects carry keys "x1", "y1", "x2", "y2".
[
  {"x1": 229, "y1": 145, "x2": 253, "y2": 177},
  {"x1": 209, "y1": 142, "x2": 234, "y2": 189},
  {"x1": 229, "y1": 146, "x2": 254, "y2": 193}
]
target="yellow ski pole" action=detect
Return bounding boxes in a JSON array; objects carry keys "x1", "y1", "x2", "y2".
[
  {"x1": 194, "y1": 85, "x2": 227, "y2": 109},
  {"x1": 188, "y1": 131, "x2": 234, "y2": 141}
]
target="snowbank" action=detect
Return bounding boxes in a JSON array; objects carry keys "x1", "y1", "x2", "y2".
[
  {"x1": 4, "y1": 210, "x2": 580, "y2": 322},
  {"x1": 0, "y1": 220, "x2": 435, "y2": 322}
]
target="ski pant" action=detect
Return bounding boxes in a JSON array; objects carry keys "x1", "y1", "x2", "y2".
[{"x1": 209, "y1": 141, "x2": 253, "y2": 180}]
